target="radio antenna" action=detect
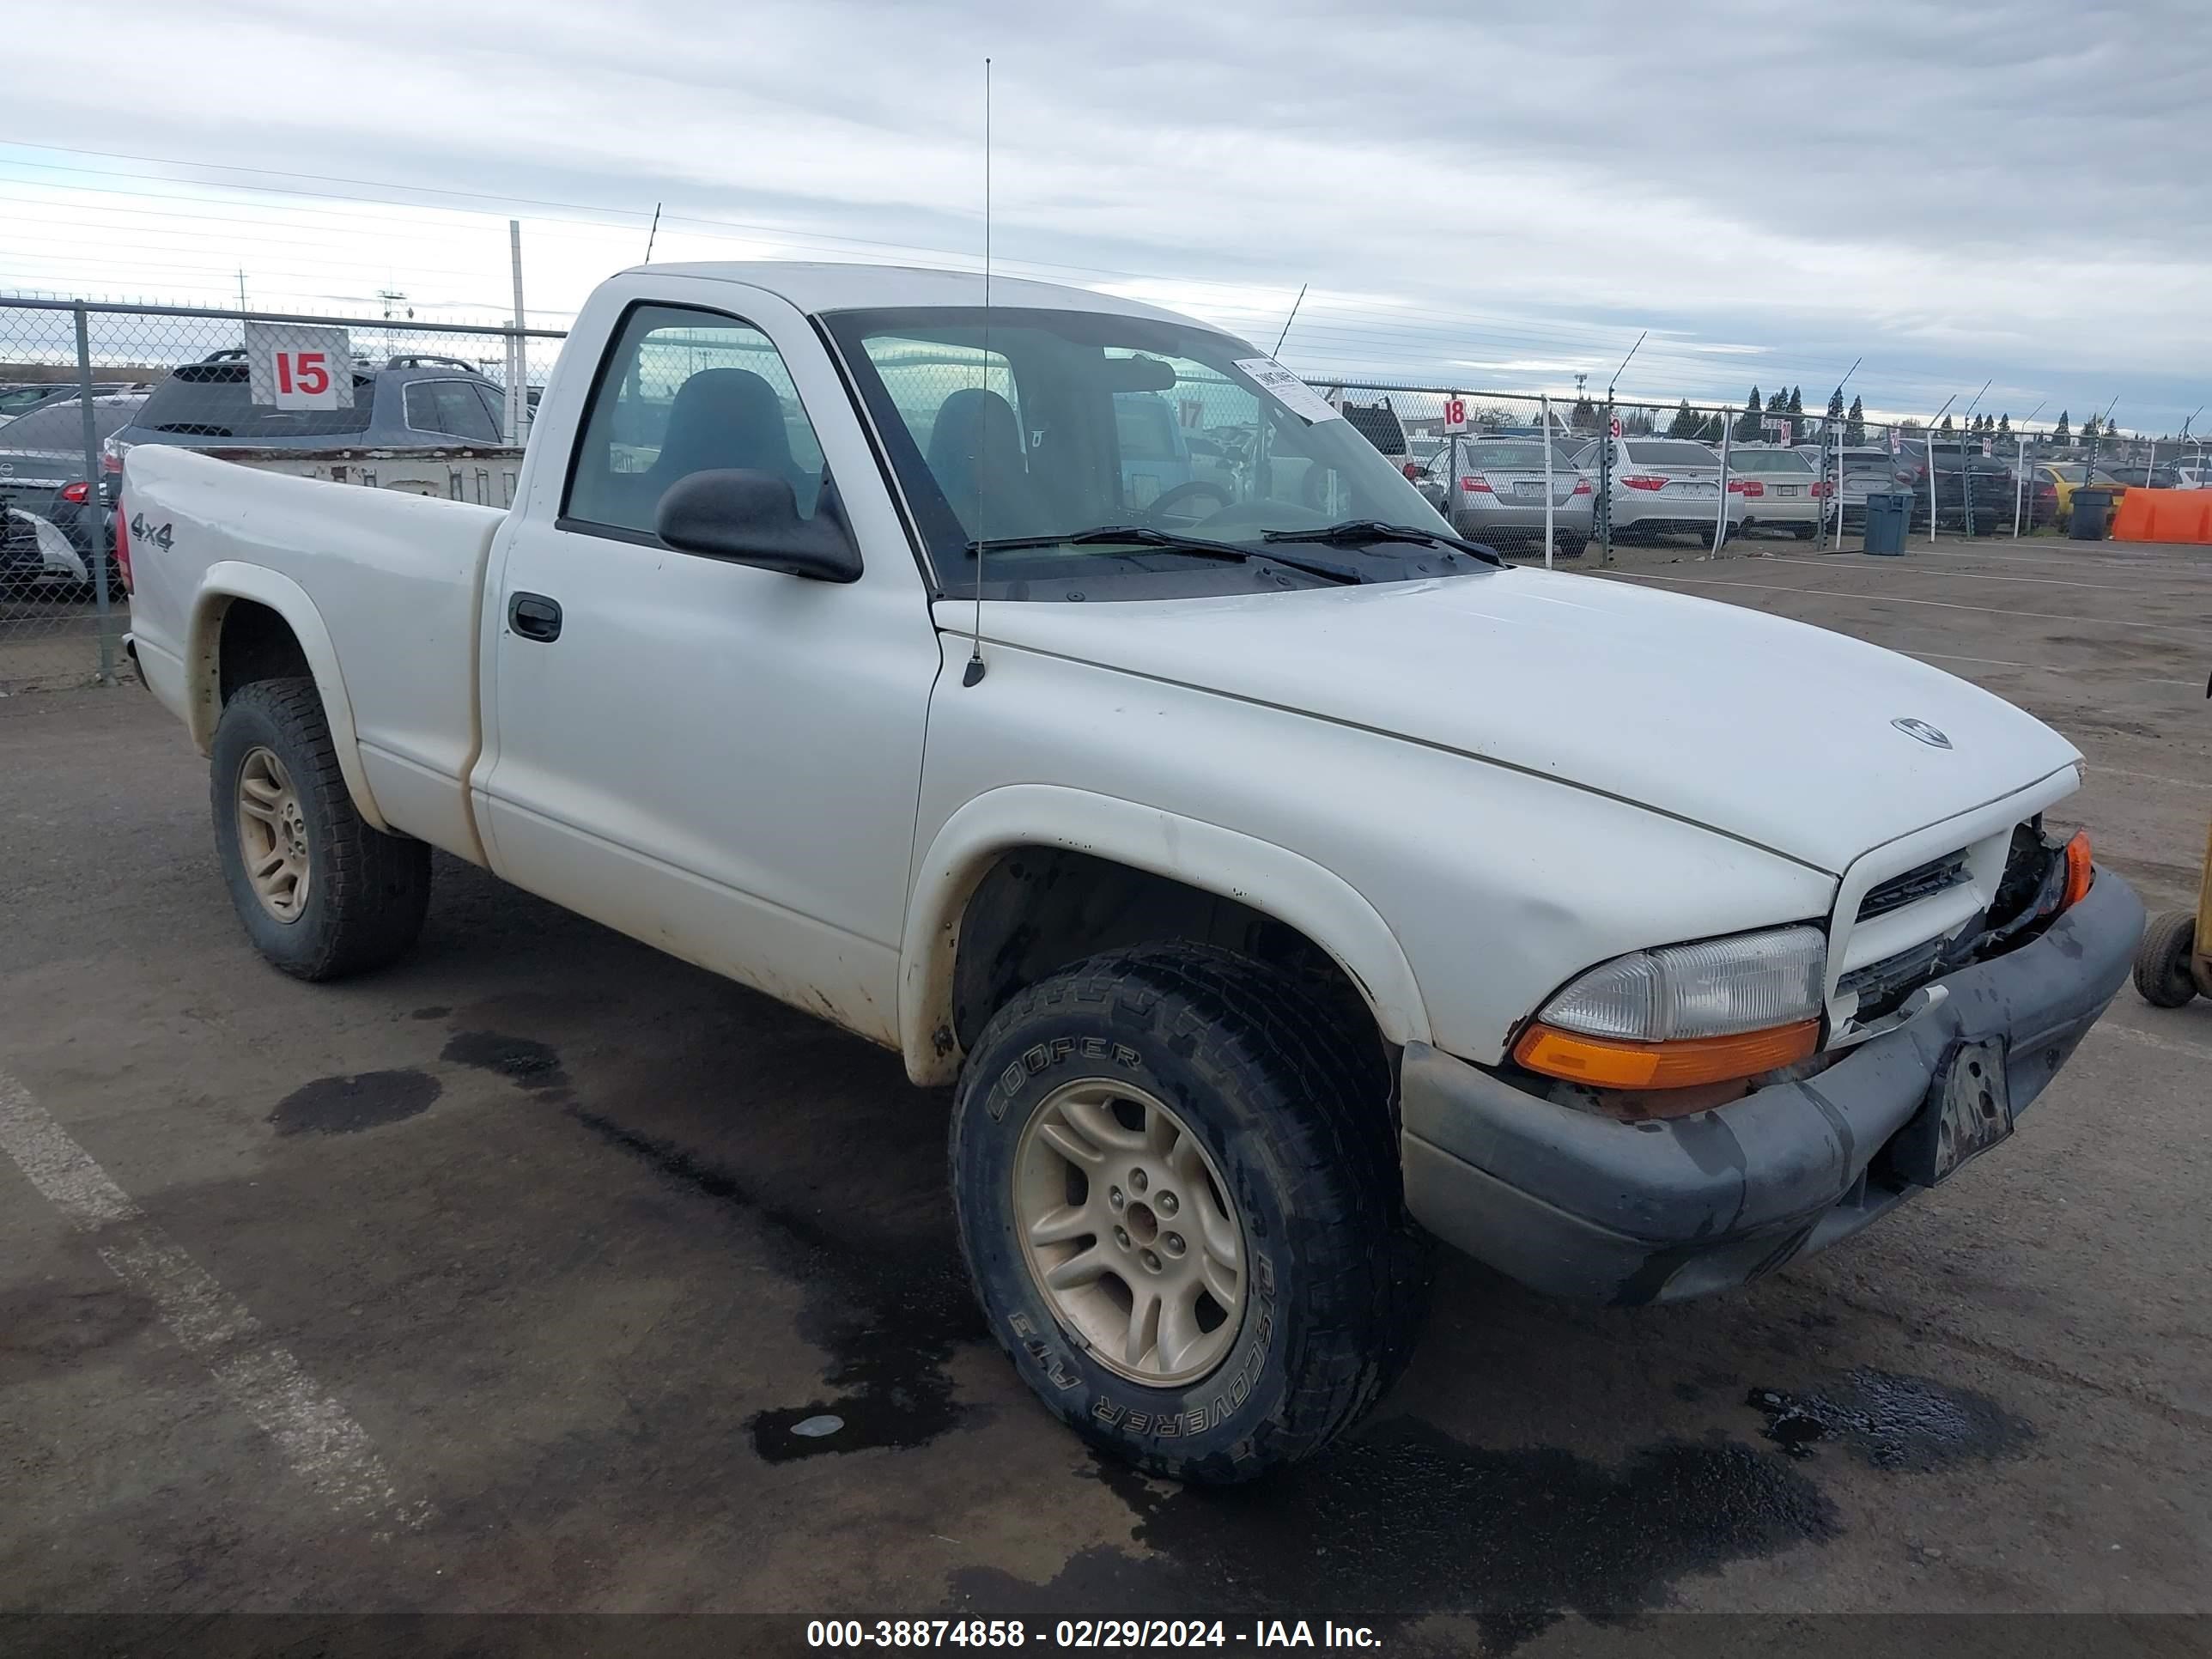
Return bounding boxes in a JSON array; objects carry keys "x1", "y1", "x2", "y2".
[
  {"x1": 643, "y1": 202, "x2": 662, "y2": 264},
  {"x1": 963, "y1": 56, "x2": 992, "y2": 688},
  {"x1": 1272, "y1": 283, "x2": 1308, "y2": 358}
]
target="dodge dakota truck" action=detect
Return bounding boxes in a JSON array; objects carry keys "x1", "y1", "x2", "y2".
[{"x1": 119, "y1": 261, "x2": 2142, "y2": 1483}]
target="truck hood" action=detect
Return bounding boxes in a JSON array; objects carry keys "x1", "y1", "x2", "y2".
[{"x1": 946, "y1": 568, "x2": 2081, "y2": 874}]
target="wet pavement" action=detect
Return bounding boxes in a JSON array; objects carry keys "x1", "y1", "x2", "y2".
[{"x1": 2, "y1": 535, "x2": 2209, "y2": 1651}]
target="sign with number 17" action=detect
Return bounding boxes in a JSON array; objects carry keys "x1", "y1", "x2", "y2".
[{"x1": 245, "y1": 321, "x2": 354, "y2": 411}]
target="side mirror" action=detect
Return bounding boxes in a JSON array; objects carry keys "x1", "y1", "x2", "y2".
[{"x1": 653, "y1": 468, "x2": 862, "y2": 583}]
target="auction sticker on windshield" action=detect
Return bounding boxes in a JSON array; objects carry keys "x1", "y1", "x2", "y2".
[{"x1": 1233, "y1": 358, "x2": 1344, "y2": 426}]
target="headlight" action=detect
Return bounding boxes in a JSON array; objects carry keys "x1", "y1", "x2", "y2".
[
  {"x1": 1540, "y1": 926, "x2": 1826, "y2": 1042},
  {"x1": 1514, "y1": 926, "x2": 1826, "y2": 1092}
]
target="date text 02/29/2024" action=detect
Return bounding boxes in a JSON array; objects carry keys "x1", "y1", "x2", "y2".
[{"x1": 805, "y1": 1619, "x2": 1383, "y2": 1649}]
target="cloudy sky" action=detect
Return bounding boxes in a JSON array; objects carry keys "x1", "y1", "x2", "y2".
[{"x1": 4, "y1": 0, "x2": 2208, "y2": 431}]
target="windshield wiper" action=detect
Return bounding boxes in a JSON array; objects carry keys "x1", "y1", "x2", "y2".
[
  {"x1": 1260, "y1": 519, "x2": 1507, "y2": 568},
  {"x1": 964, "y1": 526, "x2": 1358, "y2": 585},
  {"x1": 966, "y1": 525, "x2": 1243, "y2": 555}
]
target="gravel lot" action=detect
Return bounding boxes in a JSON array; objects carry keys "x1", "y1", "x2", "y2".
[{"x1": 3, "y1": 535, "x2": 2209, "y2": 1656}]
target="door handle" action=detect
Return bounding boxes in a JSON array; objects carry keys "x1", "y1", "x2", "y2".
[{"x1": 507, "y1": 592, "x2": 562, "y2": 642}]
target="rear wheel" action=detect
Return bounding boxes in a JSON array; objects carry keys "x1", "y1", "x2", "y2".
[
  {"x1": 2134, "y1": 911, "x2": 2201, "y2": 1007},
  {"x1": 950, "y1": 942, "x2": 1427, "y2": 1483},
  {"x1": 210, "y1": 677, "x2": 430, "y2": 980},
  {"x1": 1553, "y1": 534, "x2": 1587, "y2": 560},
  {"x1": 1791, "y1": 523, "x2": 1818, "y2": 540}
]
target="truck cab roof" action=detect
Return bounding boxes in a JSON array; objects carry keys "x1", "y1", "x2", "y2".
[{"x1": 628, "y1": 260, "x2": 1187, "y2": 323}]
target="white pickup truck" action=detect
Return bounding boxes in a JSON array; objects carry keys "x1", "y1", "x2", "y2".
[{"x1": 120, "y1": 261, "x2": 2142, "y2": 1483}]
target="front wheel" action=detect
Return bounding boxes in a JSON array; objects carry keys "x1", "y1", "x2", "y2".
[
  {"x1": 950, "y1": 943, "x2": 1427, "y2": 1483},
  {"x1": 2134, "y1": 911, "x2": 2201, "y2": 1007}
]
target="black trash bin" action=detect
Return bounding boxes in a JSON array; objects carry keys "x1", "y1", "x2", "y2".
[
  {"x1": 2070, "y1": 488, "x2": 2112, "y2": 541},
  {"x1": 1863, "y1": 490, "x2": 1911, "y2": 556}
]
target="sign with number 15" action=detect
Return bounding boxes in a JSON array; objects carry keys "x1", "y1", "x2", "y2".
[{"x1": 245, "y1": 321, "x2": 354, "y2": 411}]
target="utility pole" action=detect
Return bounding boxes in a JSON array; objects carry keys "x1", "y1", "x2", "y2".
[
  {"x1": 507, "y1": 220, "x2": 531, "y2": 446},
  {"x1": 236, "y1": 270, "x2": 248, "y2": 316}
]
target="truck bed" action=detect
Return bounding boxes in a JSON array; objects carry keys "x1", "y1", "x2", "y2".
[{"x1": 124, "y1": 444, "x2": 506, "y2": 861}]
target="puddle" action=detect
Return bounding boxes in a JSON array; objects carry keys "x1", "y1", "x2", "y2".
[
  {"x1": 441, "y1": 1030, "x2": 571, "y2": 1096},
  {"x1": 444, "y1": 1029, "x2": 974, "y2": 1459},
  {"x1": 954, "y1": 1419, "x2": 1838, "y2": 1654},
  {"x1": 270, "y1": 1069, "x2": 441, "y2": 1135},
  {"x1": 564, "y1": 1102, "x2": 980, "y2": 1463},
  {"x1": 1746, "y1": 1369, "x2": 2033, "y2": 1468}
]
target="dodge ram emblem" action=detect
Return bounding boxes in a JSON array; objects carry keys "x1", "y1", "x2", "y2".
[{"x1": 1892, "y1": 717, "x2": 1952, "y2": 749}]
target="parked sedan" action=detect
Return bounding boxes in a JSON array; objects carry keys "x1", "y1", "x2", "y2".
[
  {"x1": 1912, "y1": 459, "x2": 2025, "y2": 537},
  {"x1": 1581, "y1": 438, "x2": 1747, "y2": 543},
  {"x1": 2029, "y1": 463, "x2": 2130, "y2": 532},
  {"x1": 1794, "y1": 444, "x2": 1922, "y2": 521},
  {"x1": 1723, "y1": 445, "x2": 1826, "y2": 538},
  {"x1": 1434, "y1": 436, "x2": 1592, "y2": 556},
  {"x1": 0, "y1": 393, "x2": 147, "y2": 596},
  {"x1": 0, "y1": 380, "x2": 148, "y2": 427}
]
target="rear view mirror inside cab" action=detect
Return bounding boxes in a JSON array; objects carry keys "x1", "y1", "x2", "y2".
[{"x1": 1101, "y1": 355, "x2": 1177, "y2": 393}]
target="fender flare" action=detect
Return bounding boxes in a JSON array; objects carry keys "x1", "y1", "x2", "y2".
[
  {"x1": 186, "y1": 562, "x2": 390, "y2": 832},
  {"x1": 898, "y1": 783, "x2": 1431, "y2": 1085}
]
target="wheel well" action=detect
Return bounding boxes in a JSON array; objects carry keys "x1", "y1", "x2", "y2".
[
  {"x1": 952, "y1": 847, "x2": 1387, "y2": 1073},
  {"x1": 216, "y1": 599, "x2": 311, "y2": 703}
]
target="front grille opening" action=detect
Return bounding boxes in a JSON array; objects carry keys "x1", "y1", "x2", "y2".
[
  {"x1": 1858, "y1": 850, "x2": 1971, "y2": 921},
  {"x1": 1841, "y1": 819, "x2": 2069, "y2": 1021},
  {"x1": 1838, "y1": 936, "x2": 1951, "y2": 1018}
]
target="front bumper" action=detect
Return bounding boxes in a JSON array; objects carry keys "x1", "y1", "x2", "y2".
[{"x1": 1399, "y1": 870, "x2": 2143, "y2": 1305}]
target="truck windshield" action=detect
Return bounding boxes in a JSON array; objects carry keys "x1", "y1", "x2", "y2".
[{"x1": 823, "y1": 305, "x2": 1455, "y2": 598}]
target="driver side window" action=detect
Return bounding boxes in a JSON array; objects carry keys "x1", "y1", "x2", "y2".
[{"x1": 564, "y1": 303, "x2": 827, "y2": 539}]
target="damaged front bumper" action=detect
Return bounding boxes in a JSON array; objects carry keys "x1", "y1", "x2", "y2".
[{"x1": 1399, "y1": 868, "x2": 2143, "y2": 1305}]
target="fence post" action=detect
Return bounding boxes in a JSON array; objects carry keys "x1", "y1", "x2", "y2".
[
  {"x1": 1925, "y1": 429, "x2": 1937, "y2": 544},
  {"x1": 2014, "y1": 434, "x2": 2026, "y2": 538},
  {"x1": 1599, "y1": 393, "x2": 1613, "y2": 566},
  {"x1": 73, "y1": 302, "x2": 114, "y2": 687},
  {"x1": 1709, "y1": 412, "x2": 1731, "y2": 560},
  {"x1": 1541, "y1": 393, "x2": 1554, "y2": 570},
  {"x1": 1829, "y1": 414, "x2": 1844, "y2": 551}
]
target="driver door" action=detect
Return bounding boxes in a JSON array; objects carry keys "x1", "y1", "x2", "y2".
[{"x1": 475, "y1": 292, "x2": 941, "y2": 1044}]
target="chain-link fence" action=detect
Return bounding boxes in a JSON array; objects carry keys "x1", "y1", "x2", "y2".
[
  {"x1": 6, "y1": 292, "x2": 2197, "y2": 692},
  {"x1": 1305, "y1": 380, "x2": 2159, "y2": 566},
  {"x1": 1, "y1": 298, "x2": 564, "y2": 692}
]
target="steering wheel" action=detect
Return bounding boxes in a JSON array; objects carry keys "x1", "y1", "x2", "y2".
[{"x1": 1142, "y1": 478, "x2": 1234, "y2": 527}]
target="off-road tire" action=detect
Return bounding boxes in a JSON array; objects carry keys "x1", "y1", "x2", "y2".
[
  {"x1": 951, "y1": 941, "x2": 1429, "y2": 1483},
  {"x1": 210, "y1": 677, "x2": 430, "y2": 981},
  {"x1": 2133, "y1": 910, "x2": 2200, "y2": 1008}
]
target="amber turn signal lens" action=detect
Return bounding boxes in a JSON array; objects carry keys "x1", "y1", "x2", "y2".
[
  {"x1": 1513, "y1": 1018, "x2": 1821, "y2": 1091},
  {"x1": 2061, "y1": 830, "x2": 2094, "y2": 912}
]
